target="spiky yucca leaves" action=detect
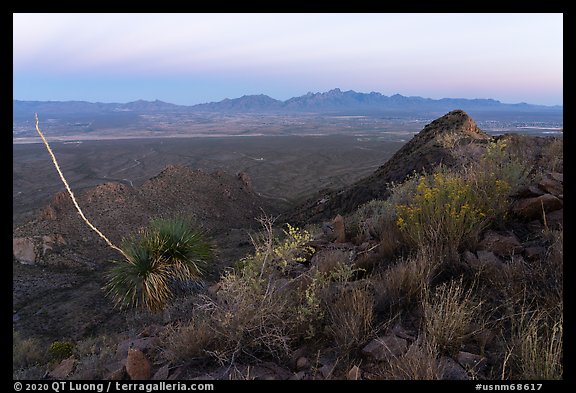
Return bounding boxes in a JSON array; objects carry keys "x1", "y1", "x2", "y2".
[
  {"x1": 106, "y1": 218, "x2": 213, "y2": 311},
  {"x1": 149, "y1": 218, "x2": 213, "y2": 279}
]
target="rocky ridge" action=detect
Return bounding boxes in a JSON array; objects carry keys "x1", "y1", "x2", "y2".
[
  {"x1": 13, "y1": 165, "x2": 272, "y2": 269},
  {"x1": 289, "y1": 109, "x2": 492, "y2": 223},
  {"x1": 12, "y1": 166, "x2": 274, "y2": 340},
  {"x1": 13, "y1": 109, "x2": 563, "y2": 380}
]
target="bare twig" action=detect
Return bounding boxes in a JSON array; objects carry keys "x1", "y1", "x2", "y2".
[{"x1": 35, "y1": 113, "x2": 129, "y2": 260}]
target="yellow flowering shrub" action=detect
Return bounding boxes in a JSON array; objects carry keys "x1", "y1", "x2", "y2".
[
  {"x1": 396, "y1": 169, "x2": 494, "y2": 256},
  {"x1": 274, "y1": 224, "x2": 315, "y2": 267}
]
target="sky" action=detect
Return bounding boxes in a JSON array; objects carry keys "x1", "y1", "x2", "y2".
[{"x1": 13, "y1": 13, "x2": 563, "y2": 106}]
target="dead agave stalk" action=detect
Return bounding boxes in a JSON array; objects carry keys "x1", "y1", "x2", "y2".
[{"x1": 34, "y1": 113, "x2": 129, "y2": 260}]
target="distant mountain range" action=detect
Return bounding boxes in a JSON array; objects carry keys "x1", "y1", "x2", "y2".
[{"x1": 13, "y1": 88, "x2": 562, "y2": 120}]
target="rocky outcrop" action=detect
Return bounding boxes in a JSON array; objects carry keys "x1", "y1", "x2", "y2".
[
  {"x1": 13, "y1": 237, "x2": 36, "y2": 264},
  {"x1": 13, "y1": 234, "x2": 67, "y2": 265},
  {"x1": 289, "y1": 110, "x2": 492, "y2": 223},
  {"x1": 510, "y1": 171, "x2": 563, "y2": 227},
  {"x1": 48, "y1": 357, "x2": 76, "y2": 379},
  {"x1": 13, "y1": 165, "x2": 274, "y2": 268}
]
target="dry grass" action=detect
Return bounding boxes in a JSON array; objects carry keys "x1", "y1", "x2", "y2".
[
  {"x1": 381, "y1": 339, "x2": 442, "y2": 380},
  {"x1": 326, "y1": 284, "x2": 374, "y2": 349},
  {"x1": 163, "y1": 313, "x2": 216, "y2": 363},
  {"x1": 540, "y1": 137, "x2": 563, "y2": 172},
  {"x1": 205, "y1": 273, "x2": 294, "y2": 364},
  {"x1": 505, "y1": 308, "x2": 563, "y2": 380},
  {"x1": 69, "y1": 335, "x2": 119, "y2": 380},
  {"x1": 372, "y1": 247, "x2": 437, "y2": 314},
  {"x1": 13, "y1": 330, "x2": 47, "y2": 371},
  {"x1": 423, "y1": 278, "x2": 480, "y2": 356},
  {"x1": 162, "y1": 217, "x2": 369, "y2": 367}
]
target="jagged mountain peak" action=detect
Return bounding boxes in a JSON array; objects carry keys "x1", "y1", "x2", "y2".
[
  {"x1": 407, "y1": 109, "x2": 489, "y2": 148},
  {"x1": 421, "y1": 109, "x2": 483, "y2": 136}
]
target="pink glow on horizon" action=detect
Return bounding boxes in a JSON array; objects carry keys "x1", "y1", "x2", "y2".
[{"x1": 13, "y1": 13, "x2": 563, "y2": 106}]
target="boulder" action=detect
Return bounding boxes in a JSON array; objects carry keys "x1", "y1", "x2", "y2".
[
  {"x1": 478, "y1": 230, "x2": 523, "y2": 257},
  {"x1": 105, "y1": 361, "x2": 127, "y2": 380},
  {"x1": 117, "y1": 337, "x2": 157, "y2": 359},
  {"x1": 545, "y1": 209, "x2": 563, "y2": 230},
  {"x1": 126, "y1": 348, "x2": 152, "y2": 380},
  {"x1": 456, "y1": 351, "x2": 487, "y2": 374},
  {"x1": 361, "y1": 335, "x2": 408, "y2": 361},
  {"x1": 207, "y1": 282, "x2": 221, "y2": 296},
  {"x1": 476, "y1": 250, "x2": 504, "y2": 268},
  {"x1": 310, "y1": 248, "x2": 350, "y2": 274},
  {"x1": 41, "y1": 234, "x2": 65, "y2": 256},
  {"x1": 318, "y1": 363, "x2": 336, "y2": 379},
  {"x1": 42, "y1": 236, "x2": 54, "y2": 255},
  {"x1": 296, "y1": 357, "x2": 311, "y2": 371},
  {"x1": 333, "y1": 214, "x2": 346, "y2": 243},
  {"x1": 237, "y1": 172, "x2": 253, "y2": 191},
  {"x1": 523, "y1": 246, "x2": 546, "y2": 262},
  {"x1": 512, "y1": 194, "x2": 563, "y2": 221},
  {"x1": 167, "y1": 367, "x2": 183, "y2": 380},
  {"x1": 289, "y1": 371, "x2": 308, "y2": 380},
  {"x1": 13, "y1": 237, "x2": 36, "y2": 265},
  {"x1": 152, "y1": 364, "x2": 170, "y2": 380},
  {"x1": 48, "y1": 356, "x2": 76, "y2": 379},
  {"x1": 462, "y1": 250, "x2": 480, "y2": 268},
  {"x1": 439, "y1": 356, "x2": 468, "y2": 380},
  {"x1": 549, "y1": 172, "x2": 563, "y2": 183},
  {"x1": 289, "y1": 346, "x2": 308, "y2": 370},
  {"x1": 537, "y1": 173, "x2": 563, "y2": 197},
  {"x1": 512, "y1": 185, "x2": 544, "y2": 198},
  {"x1": 391, "y1": 323, "x2": 416, "y2": 341},
  {"x1": 260, "y1": 362, "x2": 294, "y2": 380},
  {"x1": 347, "y1": 365, "x2": 362, "y2": 380}
]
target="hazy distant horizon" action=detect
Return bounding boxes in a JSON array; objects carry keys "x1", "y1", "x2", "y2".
[
  {"x1": 11, "y1": 89, "x2": 564, "y2": 108},
  {"x1": 13, "y1": 13, "x2": 563, "y2": 107}
]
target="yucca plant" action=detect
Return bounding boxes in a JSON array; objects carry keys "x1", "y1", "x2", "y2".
[
  {"x1": 35, "y1": 114, "x2": 214, "y2": 312},
  {"x1": 106, "y1": 218, "x2": 214, "y2": 312}
]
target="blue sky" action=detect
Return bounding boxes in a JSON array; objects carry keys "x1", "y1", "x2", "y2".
[{"x1": 13, "y1": 13, "x2": 563, "y2": 106}]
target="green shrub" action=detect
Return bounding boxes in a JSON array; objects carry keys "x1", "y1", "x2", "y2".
[
  {"x1": 163, "y1": 217, "x2": 365, "y2": 365},
  {"x1": 106, "y1": 217, "x2": 214, "y2": 311},
  {"x1": 347, "y1": 199, "x2": 394, "y2": 242},
  {"x1": 48, "y1": 341, "x2": 74, "y2": 361},
  {"x1": 475, "y1": 139, "x2": 532, "y2": 194}
]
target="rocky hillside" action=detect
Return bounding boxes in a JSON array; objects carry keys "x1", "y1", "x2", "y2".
[
  {"x1": 13, "y1": 165, "x2": 273, "y2": 269},
  {"x1": 13, "y1": 109, "x2": 563, "y2": 381},
  {"x1": 289, "y1": 110, "x2": 492, "y2": 223},
  {"x1": 12, "y1": 166, "x2": 275, "y2": 340}
]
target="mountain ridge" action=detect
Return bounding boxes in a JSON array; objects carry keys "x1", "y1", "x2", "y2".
[{"x1": 13, "y1": 88, "x2": 562, "y2": 119}]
